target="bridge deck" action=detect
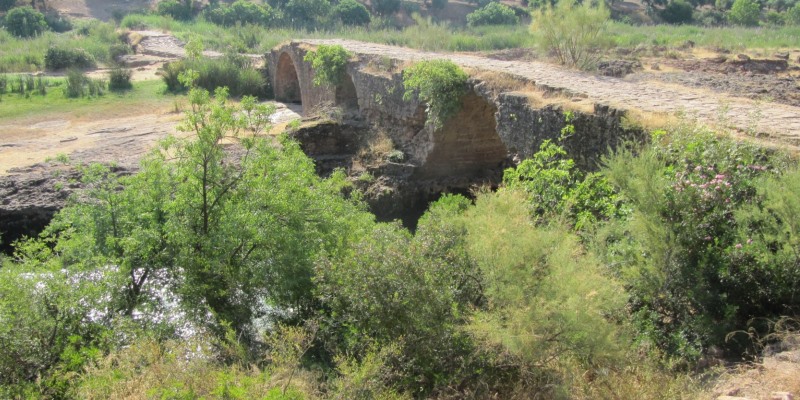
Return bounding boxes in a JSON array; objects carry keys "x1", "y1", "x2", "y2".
[{"x1": 305, "y1": 39, "x2": 800, "y2": 145}]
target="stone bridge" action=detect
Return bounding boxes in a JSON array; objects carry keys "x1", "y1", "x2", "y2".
[{"x1": 267, "y1": 40, "x2": 800, "y2": 180}]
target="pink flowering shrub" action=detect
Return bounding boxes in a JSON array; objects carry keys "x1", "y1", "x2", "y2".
[{"x1": 603, "y1": 128, "x2": 798, "y2": 362}]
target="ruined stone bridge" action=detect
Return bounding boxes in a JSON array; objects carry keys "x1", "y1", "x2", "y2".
[{"x1": 267, "y1": 40, "x2": 800, "y2": 179}]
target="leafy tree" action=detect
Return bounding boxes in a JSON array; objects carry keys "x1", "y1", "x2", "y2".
[
  {"x1": 4, "y1": 6, "x2": 48, "y2": 38},
  {"x1": 660, "y1": 0, "x2": 695, "y2": 23},
  {"x1": 466, "y1": 2, "x2": 519, "y2": 26},
  {"x1": 786, "y1": 2, "x2": 800, "y2": 23},
  {"x1": 333, "y1": 0, "x2": 371, "y2": 25},
  {"x1": 157, "y1": 0, "x2": 194, "y2": 20},
  {"x1": 371, "y1": 0, "x2": 400, "y2": 15},
  {"x1": 728, "y1": 0, "x2": 761, "y2": 25},
  {"x1": 284, "y1": 0, "x2": 332, "y2": 27},
  {"x1": 531, "y1": 0, "x2": 610, "y2": 70},
  {"x1": 204, "y1": 0, "x2": 277, "y2": 27},
  {"x1": 402, "y1": 59, "x2": 468, "y2": 128},
  {"x1": 303, "y1": 44, "x2": 352, "y2": 87}
]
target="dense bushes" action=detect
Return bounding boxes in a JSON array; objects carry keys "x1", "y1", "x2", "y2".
[
  {"x1": 660, "y1": 0, "x2": 695, "y2": 23},
  {"x1": 728, "y1": 0, "x2": 761, "y2": 25},
  {"x1": 44, "y1": 46, "x2": 96, "y2": 70},
  {"x1": 600, "y1": 127, "x2": 797, "y2": 361},
  {"x1": 203, "y1": 0, "x2": 277, "y2": 27},
  {"x1": 467, "y1": 2, "x2": 519, "y2": 26},
  {"x1": 4, "y1": 6, "x2": 48, "y2": 38},
  {"x1": 157, "y1": 0, "x2": 195, "y2": 21},
  {"x1": 108, "y1": 68, "x2": 132, "y2": 91},
  {"x1": 161, "y1": 53, "x2": 268, "y2": 97},
  {"x1": 333, "y1": 0, "x2": 371, "y2": 25},
  {"x1": 372, "y1": 0, "x2": 401, "y2": 15}
]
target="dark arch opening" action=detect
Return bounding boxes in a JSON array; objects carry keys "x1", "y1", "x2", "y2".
[
  {"x1": 335, "y1": 73, "x2": 358, "y2": 112},
  {"x1": 417, "y1": 92, "x2": 508, "y2": 179},
  {"x1": 275, "y1": 52, "x2": 302, "y2": 104}
]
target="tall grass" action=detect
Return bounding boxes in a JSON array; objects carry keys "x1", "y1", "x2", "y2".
[
  {"x1": 608, "y1": 21, "x2": 800, "y2": 50},
  {"x1": 0, "y1": 20, "x2": 122, "y2": 73}
]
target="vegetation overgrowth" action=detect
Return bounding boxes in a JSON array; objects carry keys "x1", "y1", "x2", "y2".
[{"x1": 1, "y1": 69, "x2": 798, "y2": 396}]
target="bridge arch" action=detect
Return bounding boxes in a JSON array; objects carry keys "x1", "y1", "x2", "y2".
[
  {"x1": 335, "y1": 72, "x2": 359, "y2": 111},
  {"x1": 418, "y1": 92, "x2": 508, "y2": 179},
  {"x1": 275, "y1": 52, "x2": 302, "y2": 104}
]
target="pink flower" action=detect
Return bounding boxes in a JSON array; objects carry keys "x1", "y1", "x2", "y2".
[
  {"x1": 735, "y1": 243, "x2": 743, "y2": 249},
  {"x1": 747, "y1": 238, "x2": 753, "y2": 244}
]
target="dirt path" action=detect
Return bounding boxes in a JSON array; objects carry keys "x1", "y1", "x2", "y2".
[{"x1": 306, "y1": 39, "x2": 800, "y2": 146}]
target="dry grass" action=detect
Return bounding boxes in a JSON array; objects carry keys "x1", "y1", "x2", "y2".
[
  {"x1": 622, "y1": 108, "x2": 682, "y2": 132},
  {"x1": 354, "y1": 128, "x2": 395, "y2": 170}
]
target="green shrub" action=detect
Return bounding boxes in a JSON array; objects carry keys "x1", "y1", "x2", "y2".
[
  {"x1": 44, "y1": 46, "x2": 96, "y2": 70},
  {"x1": 601, "y1": 128, "x2": 797, "y2": 361},
  {"x1": 660, "y1": 0, "x2": 695, "y2": 23},
  {"x1": 108, "y1": 43, "x2": 132, "y2": 63},
  {"x1": 64, "y1": 69, "x2": 104, "y2": 97},
  {"x1": 402, "y1": 59, "x2": 468, "y2": 128},
  {"x1": 372, "y1": 0, "x2": 401, "y2": 15},
  {"x1": 303, "y1": 44, "x2": 351, "y2": 87},
  {"x1": 161, "y1": 54, "x2": 269, "y2": 97},
  {"x1": 786, "y1": 3, "x2": 800, "y2": 24},
  {"x1": 467, "y1": 2, "x2": 519, "y2": 26},
  {"x1": 157, "y1": 0, "x2": 194, "y2": 21},
  {"x1": 4, "y1": 6, "x2": 48, "y2": 38},
  {"x1": 284, "y1": 0, "x2": 332, "y2": 27},
  {"x1": 503, "y1": 138, "x2": 624, "y2": 230},
  {"x1": 695, "y1": 8, "x2": 726, "y2": 25},
  {"x1": 204, "y1": 0, "x2": 278, "y2": 27},
  {"x1": 728, "y1": 0, "x2": 761, "y2": 25},
  {"x1": 333, "y1": 0, "x2": 371, "y2": 26},
  {"x1": 764, "y1": 9, "x2": 785, "y2": 24},
  {"x1": 531, "y1": 0, "x2": 610, "y2": 70},
  {"x1": 108, "y1": 68, "x2": 132, "y2": 91}
]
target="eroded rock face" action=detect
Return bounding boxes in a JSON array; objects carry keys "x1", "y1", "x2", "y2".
[
  {"x1": 0, "y1": 163, "x2": 136, "y2": 253},
  {"x1": 0, "y1": 165, "x2": 78, "y2": 252}
]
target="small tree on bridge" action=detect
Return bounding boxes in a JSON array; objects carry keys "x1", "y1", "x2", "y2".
[
  {"x1": 303, "y1": 44, "x2": 352, "y2": 87},
  {"x1": 402, "y1": 59, "x2": 468, "y2": 129}
]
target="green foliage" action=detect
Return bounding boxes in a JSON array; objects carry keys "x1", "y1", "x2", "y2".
[
  {"x1": 462, "y1": 191, "x2": 628, "y2": 395},
  {"x1": 44, "y1": 46, "x2": 96, "y2": 70},
  {"x1": 660, "y1": 0, "x2": 695, "y2": 23},
  {"x1": 371, "y1": 0, "x2": 401, "y2": 15},
  {"x1": 108, "y1": 43, "x2": 133, "y2": 63},
  {"x1": 333, "y1": 0, "x2": 371, "y2": 26},
  {"x1": 467, "y1": 2, "x2": 519, "y2": 26},
  {"x1": 503, "y1": 119, "x2": 624, "y2": 231},
  {"x1": 786, "y1": 3, "x2": 800, "y2": 24},
  {"x1": 4, "y1": 6, "x2": 48, "y2": 38},
  {"x1": 600, "y1": 127, "x2": 796, "y2": 361},
  {"x1": 728, "y1": 0, "x2": 761, "y2": 25},
  {"x1": 531, "y1": 0, "x2": 610, "y2": 70},
  {"x1": 284, "y1": 0, "x2": 332, "y2": 28},
  {"x1": 0, "y1": 242, "x2": 115, "y2": 398},
  {"x1": 317, "y1": 198, "x2": 482, "y2": 395},
  {"x1": 303, "y1": 44, "x2": 352, "y2": 87},
  {"x1": 108, "y1": 68, "x2": 132, "y2": 91},
  {"x1": 402, "y1": 59, "x2": 468, "y2": 128},
  {"x1": 157, "y1": 0, "x2": 195, "y2": 21},
  {"x1": 64, "y1": 69, "x2": 105, "y2": 97},
  {"x1": 204, "y1": 0, "x2": 278, "y2": 27},
  {"x1": 161, "y1": 54, "x2": 269, "y2": 98}
]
